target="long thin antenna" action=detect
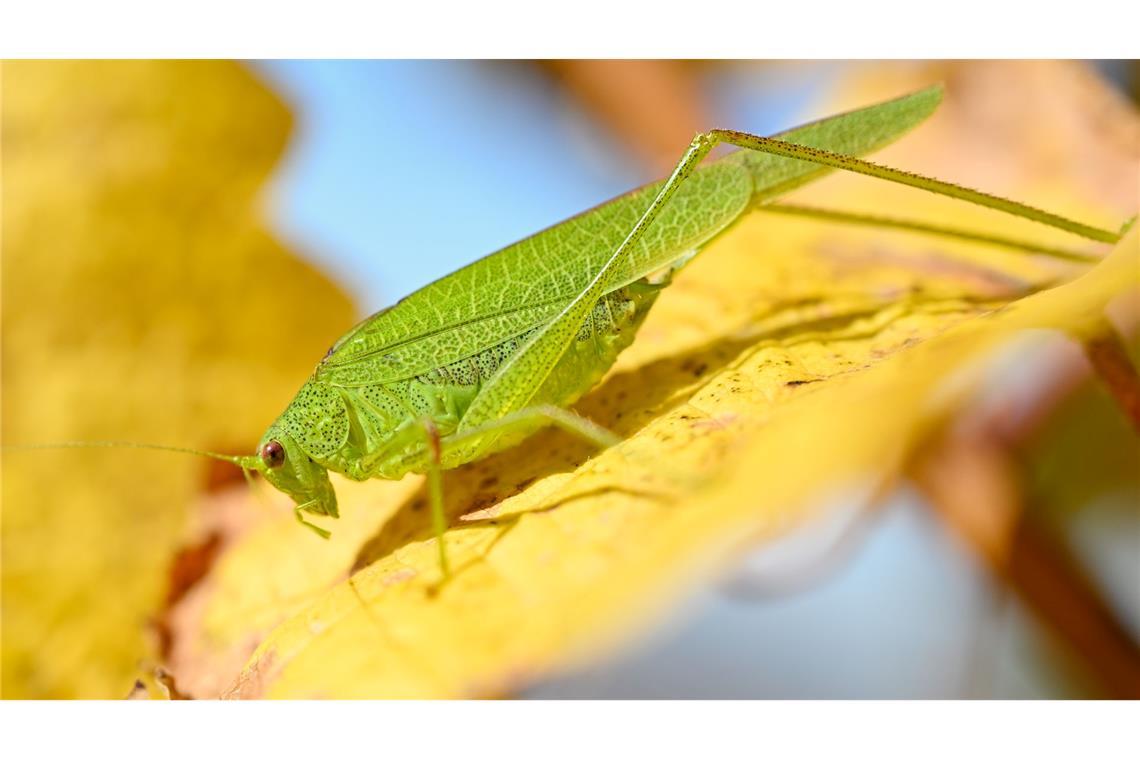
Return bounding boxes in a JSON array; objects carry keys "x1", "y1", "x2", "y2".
[{"x1": 3, "y1": 440, "x2": 263, "y2": 470}]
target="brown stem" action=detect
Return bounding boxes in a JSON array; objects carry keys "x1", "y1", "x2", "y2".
[
  {"x1": 1006, "y1": 516, "x2": 1140, "y2": 699},
  {"x1": 540, "y1": 60, "x2": 711, "y2": 174},
  {"x1": 1083, "y1": 323, "x2": 1140, "y2": 433},
  {"x1": 913, "y1": 432, "x2": 1140, "y2": 699}
]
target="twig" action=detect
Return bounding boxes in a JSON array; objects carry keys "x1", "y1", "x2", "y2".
[
  {"x1": 913, "y1": 428, "x2": 1140, "y2": 698},
  {"x1": 1083, "y1": 322, "x2": 1140, "y2": 432}
]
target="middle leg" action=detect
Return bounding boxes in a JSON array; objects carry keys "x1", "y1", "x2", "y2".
[{"x1": 421, "y1": 406, "x2": 621, "y2": 578}]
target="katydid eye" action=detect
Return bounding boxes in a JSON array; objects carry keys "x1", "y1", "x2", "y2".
[{"x1": 261, "y1": 440, "x2": 285, "y2": 468}]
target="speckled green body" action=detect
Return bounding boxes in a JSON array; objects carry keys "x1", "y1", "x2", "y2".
[
  {"x1": 326, "y1": 280, "x2": 668, "y2": 475},
  {"x1": 254, "y1": 87, "x2": 946, "y2": 522},
  {"x1": 300, "y1": 160, "x2": 748, "y2": 476}
]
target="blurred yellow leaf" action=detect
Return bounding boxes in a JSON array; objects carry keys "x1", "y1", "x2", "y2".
[
  {"x1": 1, "y1": 61, "x2": 357, "y2": 698},
  {"x1": 156, "y1": 63, "x2": 1137, "y2": 698}
]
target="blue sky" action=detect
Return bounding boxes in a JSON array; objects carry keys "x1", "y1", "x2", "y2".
[{"x1": 251, "y1": 60, "x2": 829, "y2": 312}]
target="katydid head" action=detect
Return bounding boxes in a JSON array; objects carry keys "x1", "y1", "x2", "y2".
[{"x1": 255, "y1": 427, "x2": 339, "y2": 535}]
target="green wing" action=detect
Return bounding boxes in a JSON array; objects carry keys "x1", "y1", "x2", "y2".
[
  {"x1": 318, "y1": 160, "x2": 749, "y2": 387},
  {"x1": 318, "y1": 86, "x2": 943, "y2": 388}
]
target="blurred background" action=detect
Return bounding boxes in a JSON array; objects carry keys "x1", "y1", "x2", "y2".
[{"x1": 2, "y1": 60, "x2": 1138, "y2": 698}]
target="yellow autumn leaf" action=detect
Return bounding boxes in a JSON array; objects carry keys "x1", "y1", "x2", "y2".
[
  {"x1": 4, "y1": 61, "x2": 1136, "y2": 700},
  {"x1": 204, "y1": 234, "x2": 1135, "y2": 700},
  {"x1": 0, "y1": 61, "x2": 356, "y2": 698},
  {"x1": 153, "y1": 63, "x2": 1138, "y2": 698}
]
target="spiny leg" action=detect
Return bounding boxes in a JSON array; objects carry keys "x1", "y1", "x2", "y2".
[
  {"x1": 755, "y1": 203, "x2": 1103, "y2": 263},
  {"x1": 714, "y1": 129, "x2": 1122, "y2": 244},
  {"x1": 422, "y1": 406, "x2": 621, "y2": 578},
  {"x1": 445, "y1": 404, "x2": 620, "y2": 458}
]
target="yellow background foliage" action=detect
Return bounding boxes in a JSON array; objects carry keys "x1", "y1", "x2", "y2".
[{"x1": 1, "y1": 61, "x2": 356, "y2": 698}]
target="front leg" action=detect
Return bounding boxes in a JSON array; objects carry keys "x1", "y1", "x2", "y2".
[{"x1": 294, "y1": 500, "x2": 331, "y2": 539}]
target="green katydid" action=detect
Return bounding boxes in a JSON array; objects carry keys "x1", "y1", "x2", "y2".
[{"x1": 17, "y1": 85, "x2": 1128, "y2": 578}]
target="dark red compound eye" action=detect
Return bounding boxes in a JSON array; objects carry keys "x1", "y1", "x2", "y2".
[{"x1": 261, "y1": 440, "x2": 286, "y2": 468}]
